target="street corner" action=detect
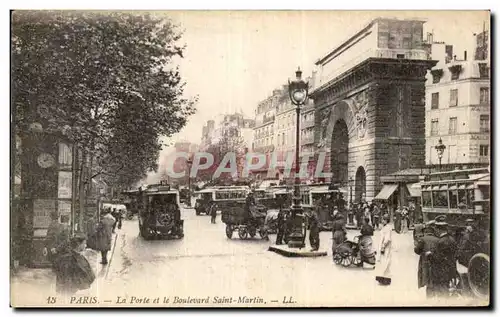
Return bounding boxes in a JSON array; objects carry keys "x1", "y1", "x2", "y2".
[{"x1": 268, "y1": 245, "x2": 328, "y2": 258}]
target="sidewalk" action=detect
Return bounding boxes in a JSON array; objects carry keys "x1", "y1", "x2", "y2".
[{"x1": 11, "y1": 233, "x2": 118, "y2": 306}]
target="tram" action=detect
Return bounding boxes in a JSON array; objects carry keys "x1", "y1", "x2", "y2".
[{"x1": 420, "y1": 168, "x2": 490, "y2": 226}]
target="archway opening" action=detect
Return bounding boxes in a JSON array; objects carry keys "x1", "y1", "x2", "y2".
[
  {"x1": 355, "y1": 166, "x2": 366, "y2": 203},
  {"x1": 331, "y1": 119, "x2": 349, "y2": 186}
]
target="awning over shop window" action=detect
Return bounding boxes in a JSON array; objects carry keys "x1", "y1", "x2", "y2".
[
  {"x1": 374, "y1": 184, "x2": 398, "y2": 200},
  {"x1": 406, "y1": 183, "x2": 421, "y2": 197}
]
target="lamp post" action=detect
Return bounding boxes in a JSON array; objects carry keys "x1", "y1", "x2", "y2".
[
  {"x1": 349, "y1": 177, "x2": 354, "y2": 206},
  {"x1": 346, "y1": 177, "x2": 355, "y2": 226},
  {"x1": 287, "y1": 67, "x2": 309, "y2": 249},
  {"x1": 186, "y1": 156, "x2": 193, "y2": 207},
  {"x1": 434, "y1": 138, "x2": 446, "y2": 171}
]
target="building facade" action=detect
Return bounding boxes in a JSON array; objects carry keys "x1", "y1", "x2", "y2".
[
  {"x1": 252, "y1": 91, "x2": 277, "y2": 179},
  {"x1": 310, "y1": 17, "x2": 436, "y2": 203},
  {"x1": 273, "y1": 85, "x2": 296, "y2": 179},
  {"x1": 425, "y1": 37, "x2": 490, "y2": 168}
]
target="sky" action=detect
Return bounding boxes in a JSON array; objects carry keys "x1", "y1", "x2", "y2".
[{"x1": 157, "y1": 10, "x2": 489, "y2": 152}]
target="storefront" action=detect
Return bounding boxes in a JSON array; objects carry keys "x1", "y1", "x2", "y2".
[{"x1": 374, "y1": 168, "x2": 428, "y2": 223}]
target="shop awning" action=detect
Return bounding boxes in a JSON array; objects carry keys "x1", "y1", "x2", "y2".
[
  {"x1": 406, "y1": 183, "x2": 421, "y2": 197},
  {"x1": 374, "y1": 184, "x2": 398, "y2": 200}
]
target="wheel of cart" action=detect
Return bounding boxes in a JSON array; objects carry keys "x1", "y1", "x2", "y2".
[
  {"x1": 225, "y1": 224, "x2": 233, "y2": 239},
  {"x1": 238, "y1": 226, "x2": 248, "y2": 240},
  {"x1": 259, "y1": 226, "x2": 269, "y2": 240},
  {"x1": 332, "y1": 252, "x2": 342, "y2": 264},
  {"x1": 333, "y1": 240, "x2": 359, "y2": 267},
  {"x1": 248, "y1": 226, "x2": 257, "y2": 238},
  {"x1": 333, "y1": 250, "x2": 352, "y2": 267}
]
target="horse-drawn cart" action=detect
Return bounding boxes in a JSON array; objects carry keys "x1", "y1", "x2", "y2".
[{"x1": 221, "y1": 201, "x2": 268, "y2": 240}]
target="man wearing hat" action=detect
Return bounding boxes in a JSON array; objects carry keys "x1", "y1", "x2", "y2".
[
  {"x1": 457, "y1": 218, "x2": 482, "y2": 267},
  {"x1": 414, "y1": 220, "x2": 439, "y2": 297},
  {"x1": 426, "y1": 215, "x2": 458, "y2": 297}
]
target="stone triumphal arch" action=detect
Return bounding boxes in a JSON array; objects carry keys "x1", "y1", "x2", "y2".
[{"x1": 311, "y1": 58, "x2": 436, "y2": 202}]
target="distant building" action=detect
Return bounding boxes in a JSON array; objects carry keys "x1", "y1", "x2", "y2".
[
  {"x1": 200, "y1": 120, "x2": 215, "y2": 151},
  {"x1": 252, "y1": 91, "x2": 277, "y2": 180},
  {"x1": 252, "y1": 80, "x2": 317, "y2": 182},
  {"x1": 274, "y1": 84, "x2": 296, "y2": 179},
  {"x1": 425, "y1": 30, "x2": 490, "y2": 169}
]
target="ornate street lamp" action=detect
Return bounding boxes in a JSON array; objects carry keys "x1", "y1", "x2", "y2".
[
  {"x1": 434, "y1": 138, "x2": 446, "y2": 171},
  {"x1": 287, "y1": 67, "x2": 309, "y2": 248},
  {"x1": 186, "y1": 156, "x2": 193, "y2": 207}
]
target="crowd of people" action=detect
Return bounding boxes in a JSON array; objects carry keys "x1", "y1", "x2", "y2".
[
  {"x1": 44, "y1": 207, "x2": 122, "y2": 295},
  {"x1": 414, "y1": 215, "x2": 489, "y2": 298},
  {"x1": 260, "y1": 192, "x2": 487, "y2": 296}
]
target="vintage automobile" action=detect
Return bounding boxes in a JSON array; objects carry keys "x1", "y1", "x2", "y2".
[{"x1": 138, "y1": 182, "x2": 184, "y2": 240}]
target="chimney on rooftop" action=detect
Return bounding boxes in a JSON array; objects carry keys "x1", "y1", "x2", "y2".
[
  {"x1": 426, "y1": 32, "x2": 434, "y2": 43},
  {"x1": 464, "y1": 51, "x2": 467, "y2": 61}
]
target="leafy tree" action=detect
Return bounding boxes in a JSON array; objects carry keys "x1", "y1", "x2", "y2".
[{"x1": 12, "y1": 11, "x2": 196, "y2": 224}]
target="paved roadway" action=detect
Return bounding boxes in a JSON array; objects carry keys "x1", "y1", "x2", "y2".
[{"x1": 81, "y1": 207, "x2": 484, "y2": 307}]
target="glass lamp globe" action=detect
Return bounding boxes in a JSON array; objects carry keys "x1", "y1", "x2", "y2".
[{"x1": 292, "y1": 90, "x2": 307, "y2": 104}]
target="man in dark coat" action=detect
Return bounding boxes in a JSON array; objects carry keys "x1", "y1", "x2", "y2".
[
  {"x1": 45, "y1": 211, "x2": 70, "y2": 266},
  {"x1": 210, "y1": 204, "x2": 217, "y2": 224},
  {"x1": 414, "y1": 221, "x2": 439, "y2": 297},
  {"x1": 427, "y1": 216, "x2": 458, "y2": 298},
  {"x1": 394, "y1": 206, "x2": 402, "y2": 233},
  {"x1": 308, "y1": 207, "x2": 321, "y2": 251},
  {"x1": 372, "y1": 203, "x2": 381, "y2": 230},
  {"x1": 275, "y1": 208, "x2": 287, "y2": 245},
  {"x1": 337, "y1": 194, "x2": 346, "y2": 215},
  {"x1": 111, "y1": 208, "x2": 122, "y2": 233},
  {"x1": 347, "y1": 203, "x2": 355, "y2": 225},
  {"x1": 413, "y1": 216, "x2": 425, "y2": 246},
  {"x1": 355, "y1": 204, "x2": 363, "y2": 229},
  {"x1": 245, "y1": 192, "x2": 255, "y2": 221},
  {"x1": 95, "y1": 210, "x2": 116, "y2": 265},
  {"x1": 53, "y1": 233, "x2": 95, "y2": 295}
]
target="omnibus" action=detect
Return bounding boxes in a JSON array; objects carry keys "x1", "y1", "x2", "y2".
[{"x1": 420, "y1": 168, "x2": 490, "y2": 226}]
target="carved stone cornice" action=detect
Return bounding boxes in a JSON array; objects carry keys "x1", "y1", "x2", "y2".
[{"x1": 311, "y1": 58, "x2": 437, "y2": 104}]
